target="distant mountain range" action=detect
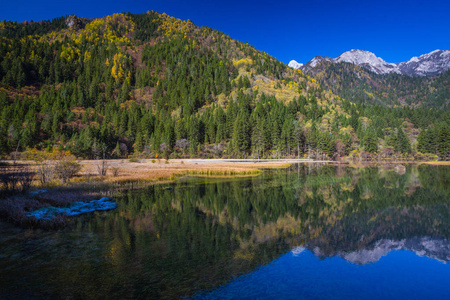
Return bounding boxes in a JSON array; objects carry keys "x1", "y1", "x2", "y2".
[
  {"x1": 290, "y1": 49, "x2": 450, "y2": 77},
  {"x1": 303, "y1": 237, "x2": 450, "y2": 265},
  {"x1": 288, "y1": 49, "x2": 450, "y2": 108}
]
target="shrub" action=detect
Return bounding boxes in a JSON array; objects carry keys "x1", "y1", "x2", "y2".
[
  {"x1": 97, "y1": 160, "x2": 108, "y2": 176},
  {"x1": 111, "y1": 167, "x2": 120, "y2": 177},
  {"x1": 23, "y1": 148, "x2": 80, "y2": 185},
  {"x1": 54, "y1": 159, "x2": 82, "y2": 184},
  {"x1": 129, "y1": 157, "x2": 139, "y2": 163}
]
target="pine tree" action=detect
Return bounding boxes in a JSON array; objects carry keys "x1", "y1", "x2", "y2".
[
  {"x1": 293, "y1": 121, "x2": 303, "y2": 158},
  {"x1": 232, "y1": 110, "x2": 250, "y2": 155},
  {"x1": 251, "y1": 117, "x2": 265, "y2": 159},
  {"x1": 417, "y1": 129, "x2": 428, "y2": 154},
  {"x1": 397, "y1": 127, "x2": 411, "y2": 154},
  {"x1": 363, "y1": 130, "x2": 378, "y2": 153},
  {"x1": 135, "y1": 131, "x2": 144, "y2": 152},
  {"x1": 114, "y1": 141, "x2": 121, "y2": 158},
  {"x1": 436, "y1": 123, "x2": 450, "y2": 159},
  {"x1": 92, "y1": 139, "x2": 100, "y2": 159}
]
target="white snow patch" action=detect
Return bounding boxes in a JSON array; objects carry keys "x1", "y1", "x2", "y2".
[
  {"x1": 288, "y1": 60, "x2": 303, "y2": 69},
  {"x1": 291, "y1": 246, "x2": 306, "y2": 256}
]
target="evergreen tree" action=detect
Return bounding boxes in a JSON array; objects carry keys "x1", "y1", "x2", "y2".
[
  {"x1": 251, "y1": 117, "x2": 265, "y2": 159},
  {"x1": 417, "y1": 129, "x2": 428, "y2": 154},
  {"x1": 436, "y1": 123, "x2": 450, "y2": 159},
  {"x1": 232, "y1": 110, "x2": 250, "y2": 155},
  {"x1": 397, "y1": 127, "x2": 411, "y2": 153},
  {"x1": 363, "y1": 130, "x2": 378, "y2": 153}
]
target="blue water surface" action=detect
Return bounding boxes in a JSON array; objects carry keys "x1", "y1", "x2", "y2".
[
  {"x1": 197, "y1": 249, "x2": 450, "y2": 299},
  {"x1": 2, "y1": 164, "x2": 450, "y2": 299}
]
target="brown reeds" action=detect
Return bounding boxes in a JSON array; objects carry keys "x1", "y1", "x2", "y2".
[{"x1": 0, "y1": 163, "x2": 35, "y2": 196}]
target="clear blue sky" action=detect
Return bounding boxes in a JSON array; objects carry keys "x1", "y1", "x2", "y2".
[{"x1": 1, "y1": 0, "x2": 449, "y2": 65}]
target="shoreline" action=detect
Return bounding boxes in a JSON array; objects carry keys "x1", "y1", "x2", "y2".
[
  {"x1": 1, "y1": 159, "x2": 447, "y2": 229},
  {"x1": 0, "y1": 159, "x2": 295, "y2": 228},
  {"x1": 2, "y1": 158, "x2": 447, "y2": 187}
]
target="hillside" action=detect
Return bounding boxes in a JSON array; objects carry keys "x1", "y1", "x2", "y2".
[
  {"x1": 300, "y1": 58, "x2": 450, "y2": 108},
  {"x1": 0, "y1": 12, "x2": 449, "y2": 160}
]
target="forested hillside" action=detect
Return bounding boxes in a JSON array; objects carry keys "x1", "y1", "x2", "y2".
[
  {"x1": 303, "y1": 59, "x2": 450, "y2": 109},
  {"x1": 0, "y1": 12, "x2": 449, "y2": 160}
]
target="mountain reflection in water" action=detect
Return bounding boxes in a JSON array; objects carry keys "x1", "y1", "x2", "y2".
[
  {"x1": 309, "y1": 237, "x2": 450, "y2": 264},
  {"x1": 0, "y1": 163, "x2": 449, "y2": 299}
]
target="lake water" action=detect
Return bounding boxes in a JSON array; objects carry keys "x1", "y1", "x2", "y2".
[{"x1": 1, "y1": 163, "x2": 450, "y2": 299}]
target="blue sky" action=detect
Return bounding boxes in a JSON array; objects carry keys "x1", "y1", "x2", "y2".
[{"x1": 1, "y1": 0, "x2": 449, "y2": 65}]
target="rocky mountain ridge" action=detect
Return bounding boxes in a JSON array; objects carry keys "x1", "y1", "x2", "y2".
[
  {"x1": 291, "y1": 237, "x2": 450, "y2": 265},
  {"x1": 292, "y1": 49, "x2": 450, "y2": 77}
]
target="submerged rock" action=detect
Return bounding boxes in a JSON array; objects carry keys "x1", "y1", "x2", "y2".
[{"x1": 27, "y1": 197, "x2": 117, "y2": 220}]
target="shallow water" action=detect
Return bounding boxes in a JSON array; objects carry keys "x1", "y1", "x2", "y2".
[{"x1": 1, "y1": 163, "x2": 450, "y2": 299}]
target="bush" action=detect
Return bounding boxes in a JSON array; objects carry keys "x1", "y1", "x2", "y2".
[
  {"x1": 54, "y1": 159, "x2": 82, "y2": 184},
  {"x1": 97, "y1": 160, "x2": 108, "y2": 176},
  {"x1": 23, "y1": 148, "x2": 80, "y2": 184},
  {"x1": 36, "y1": 163, "x2": 55, "y2": 185},
  {"x1": 110, "y1": 167, "x2": 120, "y2": 177},
  {"x1": 129, "y1": 157, "x2": 139, "y2": 163}
]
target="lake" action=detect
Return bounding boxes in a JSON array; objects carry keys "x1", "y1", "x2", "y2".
[{"x1": 1, "y1": 163, "x2": 450, "y2": 299}]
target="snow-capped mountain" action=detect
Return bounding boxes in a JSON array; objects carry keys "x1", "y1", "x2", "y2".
[
  {"x1": 288, "y1": 60, "x2": 303, "y2": 69},
  {"x1": 297, "y1": 49, "x2": 450, "y2": 76},
  {"x1": 335, "y1": 50, "x2": 401, "y2": 74},
  {"x1": 304, "y1": 237, "x2": 450, "y2": 265},
  {"x1": 399, "y1": 50, "x2": 450, "y2": 76}
]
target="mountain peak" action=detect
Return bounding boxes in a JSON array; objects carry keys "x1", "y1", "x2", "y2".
[
  {"x1": 335, "y1": 49, "x2": 400, "y2": 74},
  {"x1": 299, "y1": 49, "x2": 450, "y2": 76},
  {"x1": 288, "y1": 60, "x2": 303, "y2": 69},
  {"x1": 337, "y1": 49, "x2": 382, "y2": 62}
]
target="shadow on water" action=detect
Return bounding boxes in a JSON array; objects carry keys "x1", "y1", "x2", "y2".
[{"x1": 0, "y1": 163, "x2": 450, "y2": 299}]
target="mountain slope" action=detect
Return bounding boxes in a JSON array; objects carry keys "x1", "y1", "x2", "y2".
[
  {"x1": 295, "y1": 49, "x2": 450, "y2": 109},
  {"x1": 0, "y1": 12, "x2": 449, "y2": 160},
  {"x1": 299, "y1": 57, "x2": 450, "y2": 108}
]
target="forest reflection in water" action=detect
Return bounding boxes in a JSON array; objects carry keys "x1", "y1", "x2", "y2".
[{"x1": 0, "y1": 163, "x2": 449, "y2": 299}]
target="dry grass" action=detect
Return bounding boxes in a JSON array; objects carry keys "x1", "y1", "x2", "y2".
[
  {"x1": 185, "y1": 169, "x2": 261, "y2": 176},
  {"x1": 78, "y1": 159, "x2": 291, "y2": 183}
]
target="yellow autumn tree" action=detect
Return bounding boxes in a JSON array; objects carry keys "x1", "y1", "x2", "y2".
[{"x1": 111, "y1": 53, "x2": 126, "y2": 84}]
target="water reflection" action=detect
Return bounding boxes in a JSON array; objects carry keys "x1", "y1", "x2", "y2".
[{"x1": 0, "y1": 164, "x2": 449, "y2": 299}]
